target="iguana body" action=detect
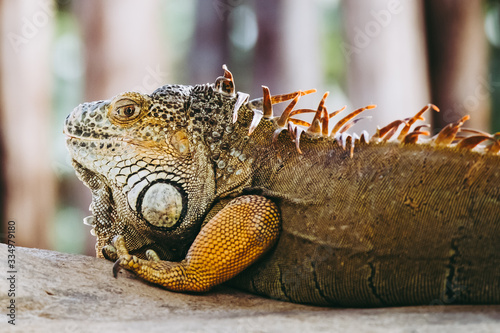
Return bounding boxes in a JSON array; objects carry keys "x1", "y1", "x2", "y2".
[{"x1": 64, "y1": 66, "x2": 500, "y2": 307}]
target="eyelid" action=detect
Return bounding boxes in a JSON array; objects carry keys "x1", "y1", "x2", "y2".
[{"x1": 114, "y1": 99, "x2": 137, "y2": 108}]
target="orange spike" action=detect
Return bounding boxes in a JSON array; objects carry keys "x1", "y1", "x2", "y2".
[
  {"x1": 318, "y1": 92, "x2": 330, "y2": 136},
  {"x1": 288, "y1": 118, "x2": 311, "y2": 127},
  {"x1": 314, "y1": 92, "x2": 329, "y2": 120},
  {"x1": 456, "y1": 135, "x2": 489, "y2": 150},
  {"x1": 330, "y1": 105, "x2": 376, "y2": 136},
  {"x1": 217, "y1": 64, "x2": 235, "y2": 95},
  {"x1": 307, "y1": 118, "x2": 322, "y2": 134},
  {"x1": 403, "y1": 131, "x2": 430, "y2": 144},
  {"x1": 321, "y1": 107, "x2": 329, "y2": 137},
  {"x1": 289, "y1": 109, "x2": 316, "y2": 117},
  {"x1": 373, "y1": 120, "x2": 405, "y2": 141},
  {"x1": 413, "y1": 124, "x2": 430, "y2": 132},
  {"x1": 307, "y1": 92, "x2": 329, "y2": 135},
  {"x1": 222, "y1": 64, "x2": 233, "y2": 80},
  {"x1": 262, "y1": 86, "x2": 273, "y2": 118},
  {"x1": 276, "y1": 95, "x2": 300, "y2": 127},
  {"x1": 397, "y1": 104, "x2": 438, "y2": 142},
  {"x1": 434, "y1": 115, "x2": 470, "y2": 146},
  {"x1": 486, "y1": 138, "x2": 500, "y2": 154},
  {"x1": 381, "y1": 126, "x2": 400, "y2": 142},
  {"x1": 270, "y1": 89, "x2": 316, "y2": 104},
  {"x1": 328, "y1": 105, "x2": 347, "y2": 119},
  {"x1": 339, "y1": 116, "x2": 371, "y2": 134}
]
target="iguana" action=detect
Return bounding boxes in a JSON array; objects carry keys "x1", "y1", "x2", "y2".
[{"x1": 64, "y1": 65, "x2": 500, "y2": 307}]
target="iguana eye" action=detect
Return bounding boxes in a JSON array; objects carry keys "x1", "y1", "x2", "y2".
[
  {"x1": 122, "y1": 105, "x2": 136, "y2": 117},
  {"x1": 109, "y1": 94, "x2": 147, "y2": 126}
]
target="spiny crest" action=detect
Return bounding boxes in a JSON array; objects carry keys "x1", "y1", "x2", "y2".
[{"x1": 214, "y1": 65, "x2": 500, "y2": 156}]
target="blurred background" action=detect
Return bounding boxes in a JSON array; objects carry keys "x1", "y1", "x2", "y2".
[{"x1": 0, "y1": 0, "x2": 499, "y2": 255}]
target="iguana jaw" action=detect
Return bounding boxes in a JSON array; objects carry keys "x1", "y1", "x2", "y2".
[
  {"x1": 71, "y1": 159, "x2": 186, "y2": 261},
  {"x1": 64, "y1": 88, "x2": 220, "y2": 261}
]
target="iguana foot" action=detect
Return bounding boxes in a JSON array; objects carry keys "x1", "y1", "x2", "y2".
[
  {"x1": 111, "y1": 235, "x2": 162, "y2": 277},
  {"x1": 111, "y1": 195, "x2": 281, "y2": 292}
]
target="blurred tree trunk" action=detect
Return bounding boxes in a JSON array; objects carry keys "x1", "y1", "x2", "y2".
[
  {"x1": 188, "y1": 0, "x2": 322, "y2": 111},
  {"x1": 425, "y1": 0, "x2": 490, "y2": 132},
  {"x1": 342, "y1": 0, "x2": 430, "y2": 135},
  {"x1": 74, "y1": 0, "x2": 167, "y2": 254},
  {"x1": 0, "y1": 0, "x2": 55, "y2": 247},
  {"x1": 75, "y1": 0, "x2": 168, "y2": 100},
  {"x1": 188, "y1": 0, "x2": 230, "y2": 86},
  {"x1": 254, "y1": 0, "x2": 321, "y2": 99},
  {"x1": 253, "y1": 0, "x2": 283, "y2": 97}
]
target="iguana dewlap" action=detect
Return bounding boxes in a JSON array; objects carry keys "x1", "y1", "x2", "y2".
[{"x1": 64, "y1": 66, "x2": 500, "y2": 307}]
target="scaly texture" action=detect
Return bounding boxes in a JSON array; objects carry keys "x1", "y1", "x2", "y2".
[{"x1": 64, "y1": 65, "x2": 500, "y2": 307}]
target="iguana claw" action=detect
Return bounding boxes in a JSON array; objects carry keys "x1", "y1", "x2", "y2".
[
  {"x1": 112, "y1": 259, "x2": 123, "y2": 278},
  {"x1": 112, "y1": 235, "x2": 136, "y2": 278}
]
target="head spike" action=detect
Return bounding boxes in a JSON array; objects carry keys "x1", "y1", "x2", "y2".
[
  {"x1": 214, "y1": 64, "x2": 235, "y2": 96},
  {"x1": 262, "y1": 86, "x2": 273, "y2": 118}
]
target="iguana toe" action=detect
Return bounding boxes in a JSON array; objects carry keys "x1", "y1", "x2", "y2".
[
  {"x1": 146, "y1": 249, "x2": 161, "y2": 262},
  {"x1": 102, "y1": 244, "x2": 118, "y2": 261}
]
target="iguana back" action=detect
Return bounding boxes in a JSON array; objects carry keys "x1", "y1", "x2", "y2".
[{"x1": 230, "y1": 135, "x2": 500, "y2": 306}]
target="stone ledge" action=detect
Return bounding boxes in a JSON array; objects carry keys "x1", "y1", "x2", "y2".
[{"x1": 0, "y1": 243, "x2": 499, "y2": 332}]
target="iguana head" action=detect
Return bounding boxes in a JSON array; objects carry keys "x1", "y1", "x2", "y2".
[{"x1": 64, "y1": 73, "x2": 247, "y2": 260}]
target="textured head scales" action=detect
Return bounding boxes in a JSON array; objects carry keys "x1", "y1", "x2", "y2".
[{"x1": 63, "y1": 81, "x2": 231, "y2": 260}]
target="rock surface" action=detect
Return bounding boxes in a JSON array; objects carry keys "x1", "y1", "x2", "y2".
[{"x1": 0, "y1": 243, "x2": 499, "y2": 332}]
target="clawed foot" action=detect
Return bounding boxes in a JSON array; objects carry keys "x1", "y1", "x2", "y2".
[{"x1": 110, "y1": 235, "x2": 161, "y2": 278}]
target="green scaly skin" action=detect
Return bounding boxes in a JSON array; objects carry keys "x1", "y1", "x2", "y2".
[{"x1": 64, "y1": 68, "x2": 500, "y2": 307}]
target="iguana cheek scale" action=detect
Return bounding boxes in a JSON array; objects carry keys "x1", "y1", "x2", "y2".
[{"x1": 64, "y1": 65, "x2": 500, "y2": 307}]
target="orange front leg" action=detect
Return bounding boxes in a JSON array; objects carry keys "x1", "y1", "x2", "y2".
[{"x1": 112, "y1": 195, "x2": 281, "y2": 292}]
